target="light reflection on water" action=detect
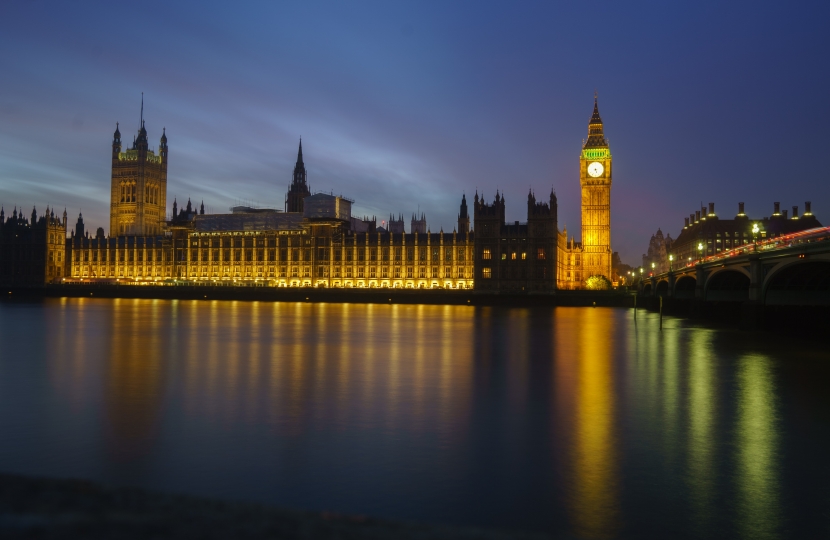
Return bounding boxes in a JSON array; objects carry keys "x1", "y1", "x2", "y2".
[{"x1": 0, "y1": 298, "x2": 828, "y2": 539}]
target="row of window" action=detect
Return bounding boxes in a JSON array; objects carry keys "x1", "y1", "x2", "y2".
[
  {"x1": 72, "y1": 247, "x2": 472, "y2": 264},
  {"x1": 481, "y1": 247, "x2": 546, "y2": 260},
  {"x1": 73, "y1": 265, "x2": 471, "y2": 280}
]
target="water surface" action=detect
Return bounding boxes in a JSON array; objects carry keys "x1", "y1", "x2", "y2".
[{"x1": 0, "y1": 298, "x2": 828, "y2": 539}]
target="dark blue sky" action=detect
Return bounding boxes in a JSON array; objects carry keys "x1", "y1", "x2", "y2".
[{"x1": 1, "y1": 1, "x2": 827, "y2": 264}]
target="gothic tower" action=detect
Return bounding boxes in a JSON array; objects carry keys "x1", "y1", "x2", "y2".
[
  {"x1": 579, "y1": 94, "x2": 612, "y2": 283},
  {"x1": 109, "y1": 96, "x2": 168, "y2": 236},
  {"x1": 457, "y1": 193, "x2": 470, "y2": 234},
  {"x1": 286, "y1": 139, "x2": 311, "y2": 213}
]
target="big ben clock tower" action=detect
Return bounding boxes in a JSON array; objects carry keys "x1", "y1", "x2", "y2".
[{"x1": 579, "y1": 94, "x2": 612, "y2": 284}]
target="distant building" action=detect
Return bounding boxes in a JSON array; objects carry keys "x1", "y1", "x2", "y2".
[
  {"x1": 669, "y1": 201, "x2": 821, "y2": 266},
  {"x1": 0, "y1": 206, "x2": 67, "y2": 286},
  {"x1": 410, "y1": 213, "x2": 427, "y2": 234},
  {"x1": 642, "y1": 228, "x2": 673, "y2": 274},
  {"x1": 387, "y1": 214, "x2": 405, "y2": 233}
]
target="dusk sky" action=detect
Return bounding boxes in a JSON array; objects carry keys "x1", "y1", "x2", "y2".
[{"x1": 1, "y1": 1, "x2": 828, "y2": 264}]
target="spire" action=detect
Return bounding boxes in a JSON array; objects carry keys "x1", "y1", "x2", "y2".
[
  {"x1": 584, "y1": 93, "x2": 608, "y2": 149},
  {"x1": 297, "y1": 138, "x2": 303, "y2": 165},
  {"x1": 591, "y1": 91, "x2": 601, "y2": 122},
  {"x1": 140, "y1": 92, "x2": 144, "y2": 128},
  {"x1": 200, "y1": 200, "x2": 205, "y2": 215}
]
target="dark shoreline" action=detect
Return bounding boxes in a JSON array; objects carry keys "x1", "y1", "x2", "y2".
[{"x1": 0, "y1": 472, "x2": 548, "y2": 540}]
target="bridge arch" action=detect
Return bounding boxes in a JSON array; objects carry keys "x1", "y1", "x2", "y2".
[
  {"x1": 656, "y1": 279, "x2": 669, "y2": 297},
  {"x1": 642, "y1": 282, "x2": 653, "y2": 295},
  {"x1": 674, "y1": 275, "x2": 696, "y2": 299},
  {"x1": 763, "y1": 260, "x2": 830, "y2": 305},
  {"x1": 705, "y1": 268, "x2": 750, "y2": 302}
]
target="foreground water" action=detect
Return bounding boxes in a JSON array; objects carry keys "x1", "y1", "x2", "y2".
[{"x1": 0, "y1": 298, "x2": 827, "y2": 539}]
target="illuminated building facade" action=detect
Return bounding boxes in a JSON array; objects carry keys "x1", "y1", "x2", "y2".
[
  {"x1": 109, "y1": 102, "x2": 168, "y2": 236},
  {"x1": 577, "y1": 95, "x2": 613, "y2": 283},
  {"x1": 64, "y1": 95, "x2": 613, "y2": 290},
  {"x1": 0, "y1": 206, "x2": 67, "y2": 286},
  {"x1": 68, "y1": 194, "x2": 475, "y2": 289}
]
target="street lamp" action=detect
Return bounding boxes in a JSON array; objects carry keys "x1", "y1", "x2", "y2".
[
  {"x1": 697, "y1": 242, "x2": 704, "y2": 262},
  {"x1": 669, "y1": 254, "x2": 674, "y2": 272},
  {"x1": 752, "y1": 222, "x2": 760, "y2": 247}
]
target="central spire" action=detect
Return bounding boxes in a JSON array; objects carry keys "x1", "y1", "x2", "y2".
[
  {"x1": 583, "y1": 93, "x2": 608, "y2": 149},
  {"x1": 286, "y1": 138, "x2": 311, "y2": 212}
]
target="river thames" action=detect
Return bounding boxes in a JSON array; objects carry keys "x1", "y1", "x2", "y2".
[{"x1": 0, "y1": 297, "x2": 827, "y2": 539}]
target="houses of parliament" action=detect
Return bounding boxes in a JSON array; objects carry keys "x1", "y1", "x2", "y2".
[{"x1": 1, "y1": 97, "x2": 615, "y2": 291}]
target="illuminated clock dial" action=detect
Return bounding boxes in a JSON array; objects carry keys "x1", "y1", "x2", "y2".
[{"x1": 587, "y1": 162, "x2": 604, "y2": 177}]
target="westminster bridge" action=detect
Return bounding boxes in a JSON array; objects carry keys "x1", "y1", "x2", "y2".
[{"x1": 640, "y1": 226, "x2": 830, "y2": 308}]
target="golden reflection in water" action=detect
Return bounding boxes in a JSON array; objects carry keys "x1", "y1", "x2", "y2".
[
  {"x1": 736, "y1": 354, "x2": 780, "y2": 540},
  {"x1": 46, "y1": 299, "x2": 478, "y2": 469},
  {"x1": 507, "y1": 309, "x2": 529, "y2": 414},
  {"x1": 247, "y1": 301, "x2": 262, "y2": 425},
  {"x1": 562, "y1": 308, "x2": 620, "y2": 540},
  {"x1": 687, "y1": 330, "x2": 715, "y2": 533},
  {"x1": 106, "y1": 299, "x2": 163, "y2": 462},
  {"x1": 336, "y1": 302, "x2": 353, "y2": 430},
  {"x1": 49, "y1": 297, "x2": 94, "y2": 411}
]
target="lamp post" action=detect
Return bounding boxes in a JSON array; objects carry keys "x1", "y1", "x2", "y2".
[
  {"x1": 752, "y1": 222, "x2": 760, "y2": 249},
  {"x1": 698, "y1": 242, "x2": 704, "y2": 262},
  {"x1": 669, "y1": 254, "x2": 674, "y2": 272},
  {"x1": 651, "y1": 262, "x2": 655, "y2": 276}
]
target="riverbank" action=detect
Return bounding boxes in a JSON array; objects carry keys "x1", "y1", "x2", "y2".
[
  {"x1": 4, "y1": 284, "x2": 635, "y2": 308},
  {"x1": 0, "y1": 473, "x2": 547, "y2": 540}
]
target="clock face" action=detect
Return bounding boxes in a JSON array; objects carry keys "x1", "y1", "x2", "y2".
[{"x1": 587, "y1": 162, "x2": 604, "y2": 177}]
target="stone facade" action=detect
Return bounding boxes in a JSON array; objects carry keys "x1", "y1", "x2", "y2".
[{"x1": 473, "y1": 190, "x2": 558, "y2": 291}]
